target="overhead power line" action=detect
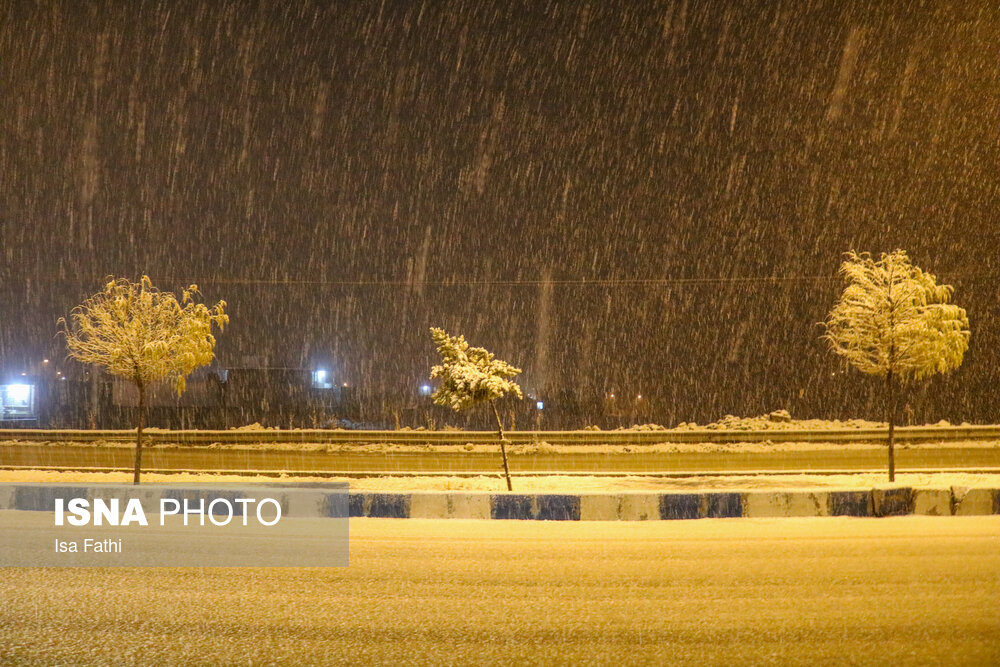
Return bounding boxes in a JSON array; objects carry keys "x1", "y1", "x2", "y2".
[
  {"x1": 26, "y1": 274, "x2": 996, "y2": 288},
  {"x1": 186, "y1": 274, "x2": 997, "y2": 287},
  {"x1": 196, "y1": 276, "x2": 840, "y2": 286}
]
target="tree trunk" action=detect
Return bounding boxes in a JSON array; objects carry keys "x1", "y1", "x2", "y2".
[
  {"x1": 886, "y1": 370, "x2": 896, "y2": 483},
  {"x1": 491, "y1": 401, "x2": 513, "y2": 491},
  {"x1": 87, "y1": 366, "x2": 100, "y2": 429},
  {"x1": 134, "y1": 381, "x2": 146, "y2": 485},
  {"x1": 886, "y1": 265, "x2": 898, "y2": 484}
]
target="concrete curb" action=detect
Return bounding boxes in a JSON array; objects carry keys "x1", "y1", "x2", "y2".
[{"x1": 3, "y1": 485, "x2": 998, "y2": 520}]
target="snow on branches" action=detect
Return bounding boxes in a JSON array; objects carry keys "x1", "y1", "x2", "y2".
[
  {"x1": 429, "y1": 327, "x2": 523, "y2": 411},
  {"x1": 61, "y1": 276, "x2": 229, "y2": 393},
  {"x1": 429, "y1": 327, "x2": 522, "y2": 490},
  {"x1": 823, "y1": 250, "x2": 970, "y2": 383}
]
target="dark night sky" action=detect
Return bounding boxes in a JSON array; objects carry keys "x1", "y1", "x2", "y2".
[{"x1": 1, "y1": 0, "x2": 998, "y2": 423}]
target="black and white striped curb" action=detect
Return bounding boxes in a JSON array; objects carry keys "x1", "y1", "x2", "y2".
[
  {"x1": 2, "y1": 485, "x2": 999, "y2": 520},
  {"x1": 347, "y1": 487, "x2": 1000, "y2": 519}
]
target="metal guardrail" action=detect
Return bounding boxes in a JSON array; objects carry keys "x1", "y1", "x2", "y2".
[{"x1": 1, "y1": 426, "x2": 998, "y2": 446}]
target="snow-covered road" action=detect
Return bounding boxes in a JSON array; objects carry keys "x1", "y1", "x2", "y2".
[{"x1": 2, "y1": 517, "x2": 998, "y2": 665}]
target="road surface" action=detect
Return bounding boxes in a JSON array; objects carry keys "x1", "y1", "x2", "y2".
[
  {"x1": 1, "y1": 517, "x2": 998, "y2": 665},
  {"x1": 3, "y1": 443, "x2": 1000, "y2": 475}
]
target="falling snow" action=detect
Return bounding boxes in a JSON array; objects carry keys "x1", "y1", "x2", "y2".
[{"x1": 1, "y1": 1, "x2": 998, "y2": 427}]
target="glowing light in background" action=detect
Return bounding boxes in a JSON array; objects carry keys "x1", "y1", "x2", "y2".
[
  {"x1": 5, "y1": 384, "x2": 32, "y2": 405},
  {"x1": 311, "y1": 369, "x2": 332, "y2": 389}
]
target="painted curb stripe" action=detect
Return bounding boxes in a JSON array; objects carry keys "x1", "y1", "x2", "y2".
[
  {"x1": 658, "y1": 494, "x2": 700, "y2": 520},
  {"x1": 490, "y1": 494, "x2": 581, "y2": 520},
  {"x1": 873, "y1": 488, "x2": 914, "y2": 517},
  {"x1": 14, "y1": 486, "x2": 90, "y2": 512},
  {"x1": 326, "y1": 493, "x2": 350, "y2": 518},
  {"x1": 705, "y1": 492, "x2": 742, "y2": 518},
  {"x1": 829, "y1": 491, "x2": 873, "y2": 517},
  {"x1": 349, "y1": 493, "x2": 411, "y2": 518},
  {"x1": 538, "y1": 495, "x2": 581, "y2": 521}
]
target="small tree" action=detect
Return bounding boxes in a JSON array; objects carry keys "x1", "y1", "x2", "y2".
[
  {"x1": 822, "y1": 250, "x2": 970, "y2": 481},
  {"x1": 61, "y1": 276, "x2": 228, "y2": 484},
  {"x1": 429, "y1": 327, "x2": 523, "y2": 490}
]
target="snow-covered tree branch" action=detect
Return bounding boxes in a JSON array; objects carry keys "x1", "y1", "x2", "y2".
[
  {"x1": 61, "y1": 276, "x2": 228, "y2": 483},
  {"x1": 822, "y1": 250, "x2": 970, "y2": 480},
  {"x1": 429, "y1": 327, "x2": 522, "y2": 490}
]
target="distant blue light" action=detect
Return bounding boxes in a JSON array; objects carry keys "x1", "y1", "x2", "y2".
[
  {"x1": 536, "y1": 401, "x2": 544, "y2": 410},
  {"x1": 420, "y1": 384, "x2": 433, "y2": 396}
]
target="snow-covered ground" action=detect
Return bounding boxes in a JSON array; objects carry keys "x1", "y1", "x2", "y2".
[
  {"x1": 2, "y1": 469, "x2": 998, "y2": 493},
  {"x1": 2, "y1": 516, "x2": 998, "y2": 665}
]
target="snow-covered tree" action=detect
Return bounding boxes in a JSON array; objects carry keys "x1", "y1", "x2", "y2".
[
  {"x1": 61, "y1": 276, "x2": 228, "y2": 484},
  {"x1": 823, "y1": 250, "x2": 970, "y2": 481},
  {"x1": 429, "y1": 327, "x2": 523, "y2": 490}
]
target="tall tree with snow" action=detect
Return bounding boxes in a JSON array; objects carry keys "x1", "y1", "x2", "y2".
[
  {"x1": 61, "y1": 276, "x2": 228, "y2": 484},
  {"x1": 429, "y1": 327, "x2": 523, "y2": 491},
  {"x1": 823, "y1": 250, "x2": 970, "y2": 481}
]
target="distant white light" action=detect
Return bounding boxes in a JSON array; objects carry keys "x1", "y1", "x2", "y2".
[
  {"x1": 5, "y1": 384, "x2": 32, "y2": 405},
  {"x1": 536, "y1": 401, "x2": 544, "y2": 410},
  {"x1": 311, "y1": 369, "x2": 332, "y2": 389},
  {"x1": 342, "y1": 382, "x2": 348, "y2": 387},
  {"x1": 419, "y1": 384, "x2": 432, "y2": 396},
  {"x1": 42, "y1": 359, "x2": 49, "y2": 364},
  {"x1": 637, "y1": 394, "x2": 642, "y2": 400}
]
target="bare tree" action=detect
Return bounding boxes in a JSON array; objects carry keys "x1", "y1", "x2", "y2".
[
  {"x1": 61, "y1": 276, "x2": 228, "y2": 484},
  {"x1": 429, "y1": 327, "x2": 523, "y2": 490},
  {"x1": 823, "y1": 250, "x2": 970, "y2": 481}
]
